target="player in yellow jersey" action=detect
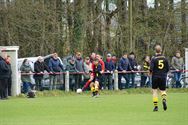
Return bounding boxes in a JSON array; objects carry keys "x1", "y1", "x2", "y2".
[
  {"x1": 90, "y1": 58, "x2": 102, "y2": 97},
  {"x1": 150, "y1": 45, "x2": 169, "y2": 111}
]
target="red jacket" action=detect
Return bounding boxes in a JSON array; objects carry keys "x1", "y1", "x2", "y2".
[{"x1": 91, "y1": 59, "x2": 105, "y2": 76}]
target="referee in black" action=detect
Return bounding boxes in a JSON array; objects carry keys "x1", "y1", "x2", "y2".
[{"x1": 150, "y1": 45, "x2": 169, "y2": 112}]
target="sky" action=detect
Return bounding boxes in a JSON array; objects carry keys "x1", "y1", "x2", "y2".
[{"x1": 147, "y1": 0, "x2": 181, "y2": 8}]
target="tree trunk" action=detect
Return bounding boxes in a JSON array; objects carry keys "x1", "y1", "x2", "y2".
[
  {"x1": 105, "y1": 0, "x2": 111, "y2": 52},
  {"x1": 93, "y1": 0, "x2": 103, "y2": 54},
  {"x1": 181, "y1": 0, "x2": 187, "y2": 44},
  {"x1": 117, "y1": 0, "x2": 128, "y2": 55},
  {"x1": 85, "y1": 0, "x2": 94, "y2": 54}
]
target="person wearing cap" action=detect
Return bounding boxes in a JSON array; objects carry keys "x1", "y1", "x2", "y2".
[
  {"x1": 0, "y1": 51, "x2": 9, "y2": 100},
  {"x1": 118, "y1": 52, "x2": 132, "y2": 89},
  {"x1": 34, "y1": 56, "x2": 51, "y2": 91},
  {"x1": 171, "y1": 50, "x2": 184, "y2": 88},
  {"x1": 111, "y1": 55, "x2": 118, "y2": 69},
  {"x1": 104, "y1": 53, "x2": 115, "y2": 90}
]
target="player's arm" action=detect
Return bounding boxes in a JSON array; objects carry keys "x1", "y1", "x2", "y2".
[
  {"x1": 99, "y1": 59, "x2": 105, "y2": 73},
  {"x1": 149, "y1": 58, "x2": 155, "y2": 75}
]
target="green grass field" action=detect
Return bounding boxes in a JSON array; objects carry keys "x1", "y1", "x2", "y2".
[{"x1": 0, "y1": 92, "x2": 188, "y2": 125}]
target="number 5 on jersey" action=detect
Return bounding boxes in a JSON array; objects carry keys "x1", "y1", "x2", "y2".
[{"x1": 158, "y1": 60, "x2": 164, "y2": 69}]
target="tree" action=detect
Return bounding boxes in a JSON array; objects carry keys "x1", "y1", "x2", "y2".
[{"x1": 181, "y1": 0, "x2": 187, "y2": 44}]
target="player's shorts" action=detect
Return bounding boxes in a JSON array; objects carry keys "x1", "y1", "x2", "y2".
[
  {"x1": 92, "y1": 76, "x2": 102, "y2": 83},
  {"x1": 152, "y1": 76, "x2": 166, "y2": 90}
]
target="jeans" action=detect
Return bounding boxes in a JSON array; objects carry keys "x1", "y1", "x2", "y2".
[
  {"x1": 118, "y1": 73, "x2": 130, "y2": 89},
  {"x1": 174, "y1": 72, "x2": 182, "y2": 88},
  {"x1": 69, "y1": 74, "x2": 76, "y2": 91},
  {"x1": 23, "y1": 82, "x2": 32, "y2": 94},
  {"x1": 141, "y1": 74, "x2": 151, "y2": 88},
  {"x1": 35, "y1": 77, "x2": 43, "y2": 91},
  {"x1": 128, "y1": 73, "x2": 135, "y2": 88},
  {"x1": 141, "y1": 74, "x2": 147, "y2": 87},
  {"x1": 104, "y1": 74, "x2": 113, "y2": 90},
  {"x1": 75, "y1": 74, "x2": 82, "y2": 89},
  {"x1": 49, "y1": 75, "x2": 58, "y2": 90}
]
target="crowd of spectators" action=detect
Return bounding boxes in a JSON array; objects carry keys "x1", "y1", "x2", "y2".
[{"x1": 0, "y1": 50, "x2": 185, "y2": 97}]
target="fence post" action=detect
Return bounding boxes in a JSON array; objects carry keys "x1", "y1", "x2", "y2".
[
  {"x1": 114, "y1": 70, "x2": 119, "y2": 90},
  {"x1": 185, "y1": 48, "x2": 188, "y2": 83},
  {"x1": 65, "y1": 71, "x2": 69, "y2": 92}
]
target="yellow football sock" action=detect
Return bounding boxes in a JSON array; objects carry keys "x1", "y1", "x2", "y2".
[
  {"x1": 91, "y1": 87, "x2": 95, "y2": 92},
  {"x1": 153, "y1": 97, "x2": 158, "y2": 107},
  {"x1": 94, "y1": 86, "x2": 99, "y2": 92},
  {"x1": 161, "y1": 92, "x2": 167, "y2": 100}
]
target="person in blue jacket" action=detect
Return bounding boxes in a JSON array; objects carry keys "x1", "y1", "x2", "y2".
[
  {"x1": 104, "y1": 53, "x2": 115, "y2": 90},
  {"x1": 118, "y1": 52, "x2": 132, "y2": 89},
  {"x1": 48, "y1": 53, "x2": 64, "y2": 90}
]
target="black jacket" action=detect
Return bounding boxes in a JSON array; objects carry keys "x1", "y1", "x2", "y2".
[
  {"x1": 34, "y1": 61, "x2": 50, "y2": 78},
  {"x1": 7, "y1": 63, "x2": 12, "y2": 78},
  {"x1": 0, "y1": 56, "x2": 9, "y2": 79},
  {"x1": 128, "y1": 57, "x2": 138, "y2": 71}
]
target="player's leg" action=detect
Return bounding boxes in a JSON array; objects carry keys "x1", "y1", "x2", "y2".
[
  {"x1": 94, "y1": 81, "x2": 99, "y2": 91},
  {"x1": 82, "y1": 75, "x2": 94, "y2": 91},
  {"x1": 152, "y1": 89, "x2": 159, "y2": 111},
  {"x1": 94, "y1": 81, "x2": 100, "y2": 97},
  {"x1": 90, "y1": 82, "x2": 95, "y2": 97},
  {"x1": 152, "y1": 77, "x2": 159, "y2": 111},
  {"x1": 161, "y1": 90, "x2": 167, "y2": 111},
  {"x1": 159, "y1": 77, "x2": 167, "y2": 111},
  {"x1": 90, "y1": 82, "x2": 95, "y2": 91}
]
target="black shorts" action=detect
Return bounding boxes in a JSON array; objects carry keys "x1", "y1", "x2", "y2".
[
  {"x1": 92, "y1": 76, "x2": 102, "y2": 83},
  {"x1": 152, "y1": 76, "x2": 166, "y2": 90}
]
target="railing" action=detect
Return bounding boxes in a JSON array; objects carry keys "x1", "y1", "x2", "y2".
[{"x1": 20, "y1": 70, "x2": 188, "y2": 92}]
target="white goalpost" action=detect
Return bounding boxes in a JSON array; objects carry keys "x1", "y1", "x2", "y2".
[{"x1": 0, "y1": 46, "x2": 20, "y2": 96}]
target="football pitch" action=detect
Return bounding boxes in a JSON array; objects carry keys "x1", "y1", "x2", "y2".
[{"x1": 0, "y1": 92, "x2": 188, "y2": 125}]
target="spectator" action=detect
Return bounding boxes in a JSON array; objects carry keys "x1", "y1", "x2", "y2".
[
  {"x1": 0, "y1": 51, "x2": 9, "y2": 100},
  {"x1": 118, "y1": 52, "x2": 132, "y2": 89},
  {"x1": 20, "y1": 59, "x2": 33, "y2": 94},
  {"x1": 34, "y1": 56, "x2": 50, "y2": 91},
  {"x1": 104, "y1": 53, "x2": 115, "y2": 90},
  {"x1": 66, "y1": 58, "x2": 77, "y2": 91},
  {"x1": 48, "y1": 53, "x2": 64, "y2": 90},
  {"x1": 82, "y1": 57, "x2": 92, "y2": 87},
  {"x1": 128, "y1": 52, "x2": 138, "y2": 88},
  {"x1": 141, "y1": 56, "x2": 151, "y2": 87},
  {"x1": 75, "y1": 52, "x2": 85, "y2": 89},
  {"x1": 112, "y1": 55, "x2": 118, "y2": 69},
  {"x1": 171, "y1": 50, "x2": 184, "y2": 88},
  {"x1": 90, "y1": 52, "x2": 96, "y2": 63},
  {"x1": 6, "y1": 55, "x2": 12, "y2": 96}
]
